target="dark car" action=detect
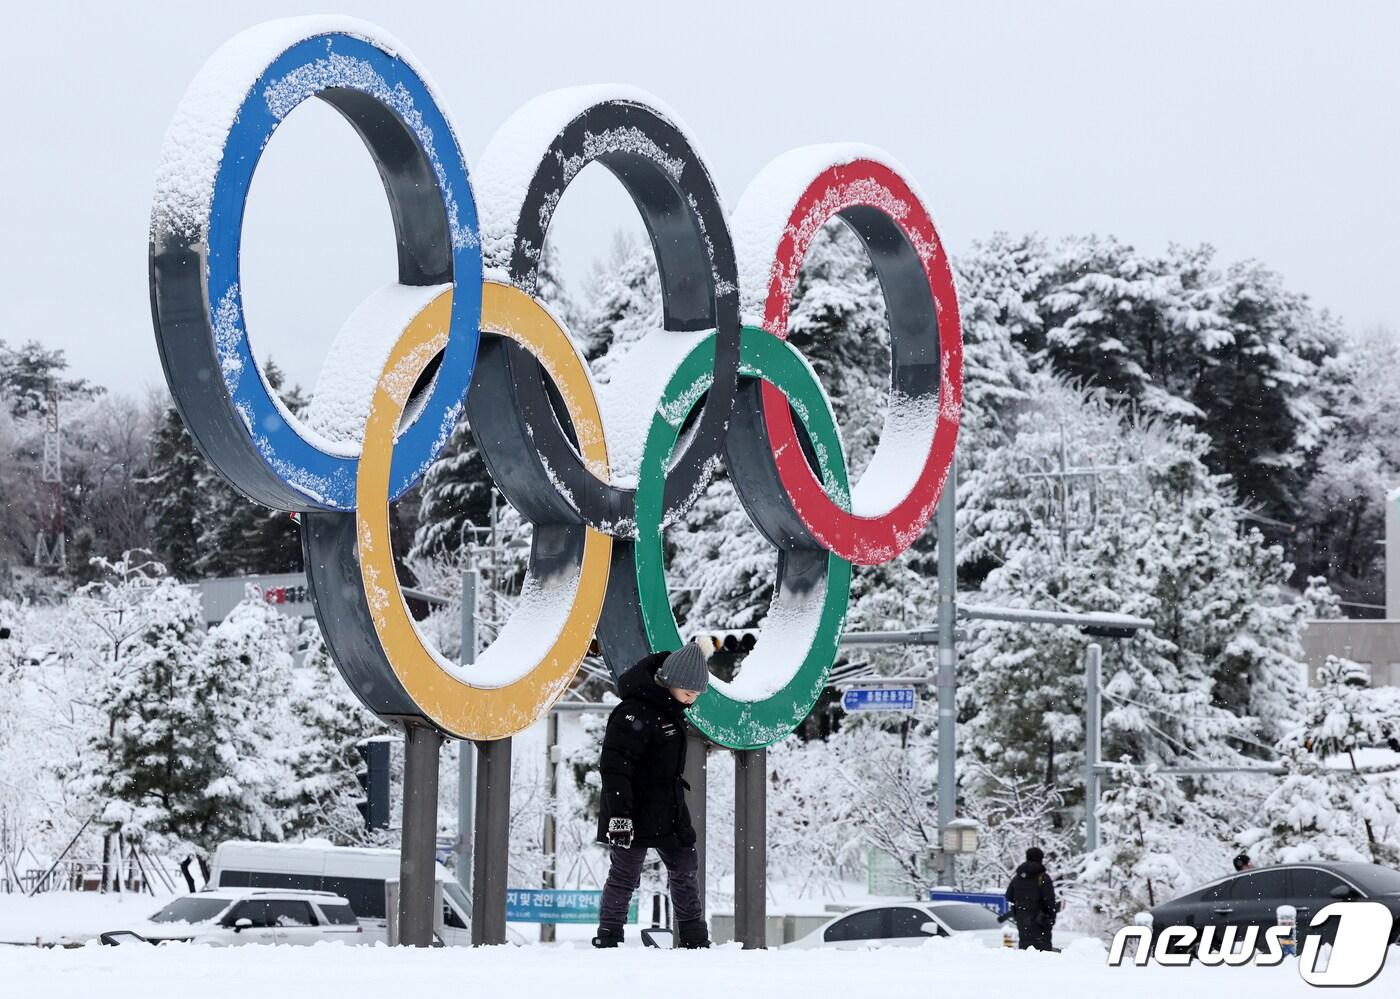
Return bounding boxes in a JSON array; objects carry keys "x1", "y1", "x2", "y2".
[{"x1": 1149, "y1": 863, "x2": 1400, "y2": 949}]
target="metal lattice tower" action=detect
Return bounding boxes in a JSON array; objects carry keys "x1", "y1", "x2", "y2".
[
  {"x1": 1024, "y1": 423, "x2": 1129, "y2": 560},
  {"x1": 33, "y1": 383, "x2": 65, "y2": 570}
]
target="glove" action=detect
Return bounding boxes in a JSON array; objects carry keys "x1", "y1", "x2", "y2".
[{"x1": 608, "y1": 817, "x2": 634, "y2": 849}]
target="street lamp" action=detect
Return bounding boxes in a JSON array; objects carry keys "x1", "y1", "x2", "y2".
[
  {"x1": 941, "y1": 818, "x2": 979, "y2": 855},
  {"x1": 929, "y1": 818, "x2": 980, "y2": 886}
]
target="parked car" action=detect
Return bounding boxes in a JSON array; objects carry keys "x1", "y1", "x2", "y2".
[
  {"x1": 104, "y1": 888, "x2": 364, "y2": 946},
  {"x1": 786, "y1": 901, "x2": 1088, "y2": 950},
  {"x1": 1148, "y1": 862, "x2": 1400, "y2": 948}
]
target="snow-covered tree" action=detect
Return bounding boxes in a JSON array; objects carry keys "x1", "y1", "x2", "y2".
[
  {"x1": 576, "y1": 234, "x2": 661, "y2": 373},
  {"x1": 67, "y1": 556, "x2": 209, "y2": 885},
  {"x1": 1296, "y1": 326, "x2": 1400, "y2": 605},
  {"x1": 142, "y1": 377, "x2": 302, "y2": 582},
  {"x1": 1080, "y1": 760, "x2": 1196, "y2": 922},
  {"x1": 191, "y1": 598, "x2": 298, "y2": 849},
  {"x1": 284, "y1": 631, "x2": 394, "y2": 846},
  {"x1": 0, "y1": 338, "x2": 96, "y2": 418},
  {"x1": 960, "y1": 764, "x2": 1073, "y2": 890},
  {"x1": 1240, "y1": 743, "x2": 1371, "y2": 865},
  {"x1": 951, "y1": 232, "x2": 1044, "y2": 449},
  {"x1": 68, "y1": 560, "x2": 305, "y2": 887},
  {"x1": 141, "y1": 406, "x2": 206, "y2": 578},
  {"x1": 958, "y1": 382, "x2": 1305, "y2": 788}
]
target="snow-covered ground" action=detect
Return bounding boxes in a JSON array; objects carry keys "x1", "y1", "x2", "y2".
[
  {"x1": 0, "y1": 891, "x2": 177, "y2": 946},
  {"x1": 2, "y1": 892, "x2": 1396, "y2": 996},
  {"x1": 4, "y1": 934, "x2": 1394, "y2": 999}
]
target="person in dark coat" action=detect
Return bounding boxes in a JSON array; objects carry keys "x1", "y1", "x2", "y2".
[
  {"x1": 1005, "y1": 846, "x2": 1057, "y2": 951},
  {"x1": 592, "y1": 639, "x2": 713, "y2": 949}
]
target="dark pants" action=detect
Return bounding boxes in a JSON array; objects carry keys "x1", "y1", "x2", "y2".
[
  {"x1": 1014, "y1": 912, "x2": 1053, "y2": 951},
  {"x1": 599, "y1": 844, "x2": 702, "y2": 929}
]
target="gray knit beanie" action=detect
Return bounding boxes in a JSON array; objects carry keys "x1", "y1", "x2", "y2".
[{"x1": 655, "y1": 638, "x2": 714, "y2": 693}]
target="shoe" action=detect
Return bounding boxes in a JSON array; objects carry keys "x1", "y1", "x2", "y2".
[
  {"x1": 677, "y1": 919, "x2": 710, "y2": 949},
  {"x1": 592, "y1": 925, "x2": 624, "y2": 949}
]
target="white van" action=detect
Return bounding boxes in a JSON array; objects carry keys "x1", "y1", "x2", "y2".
[{"x1": 209, "y1": 841, "x2": 475, "y2": 946}]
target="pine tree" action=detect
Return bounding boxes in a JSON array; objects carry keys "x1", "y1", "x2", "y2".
[
  {"x1": 285, "y1": 630, "x2": 394, "y2": 845},
  {"x1": 70, "y1": 557, "x2": 210, "y2": 877},
  {"x1": 1296, "y1": 326, "x2": 1400, "y2": 605},
  {"x1": 194, "y1": 360, "x2": 302, "y2": 578},
  {"x1": 576, "y1": 234, "x2": 661, "y2": 371},
  {"x1": 190, "y1": 597, "x2": 298, "y2": 850},
  {"x1": 141, "y1": 406, "x2": 205, "y2": 578},
  {"x1": 71, "y1": 560, "x2": 306, "y2": 885},
  {"x1": 143, "y1": 374, "x2": 303, "y2": 581},
  {"x1": 1292, "y1": 657, "x2": 1400, "y2": 863},
  {"x1": 1080, "y1": 760, "x2": 1196, "y2": 921},
  {"x1": 1240, "y1": 743, "x2": 1370, "y2": 865},
  {"x1": 951, "y1": 232, "x2": 1044, "y2": 449},
  {"x1": 957, "y1": 236, "x2": 1342, "y2": 556},
  {"x1": 0, "y1": 338, "x2": 95, "y2": 417},
  {"x1": 958, "y1": 380, "x2": 1309, "y2": 787}
]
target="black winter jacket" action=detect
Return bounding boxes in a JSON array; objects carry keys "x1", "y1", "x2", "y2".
[
  {"x1": 1006, "y1": 860, "x2": 1057, "y2": 924},
  {"x1": 596, "y1": 653, "x2": 695, "y2": 850}
]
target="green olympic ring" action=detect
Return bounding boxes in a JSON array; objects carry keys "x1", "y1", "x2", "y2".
[{"x1": 634, "y1": 328, "x2": 853, "y2": 749}]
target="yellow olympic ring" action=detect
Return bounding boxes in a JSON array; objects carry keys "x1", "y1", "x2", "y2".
[{"x1": 356, "y1": 282, "x2": 612, "y2": 740}]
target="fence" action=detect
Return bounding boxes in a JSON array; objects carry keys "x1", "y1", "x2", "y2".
[{"x1": 11, "y1": 855, "x2": 182, "y2": 895}]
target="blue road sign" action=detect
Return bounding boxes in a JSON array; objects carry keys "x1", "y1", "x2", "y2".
[
  {"x1": 506, "y1": 888, "x2": 639, "y2": 924},
  {"x1": 930, "y1": 889, "x2": 1010, "y2": 916},
  {"x1": 842, "y1": 686, "x2": 916, "y2": 713}
]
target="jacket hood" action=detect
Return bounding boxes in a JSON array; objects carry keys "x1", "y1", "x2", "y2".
[
  {"x1": 616, "y1": 652, "x2": 675, "y2": 710},
  {"x1": 1015, "y1": 860, "x2": 1047, "y2": 879}
]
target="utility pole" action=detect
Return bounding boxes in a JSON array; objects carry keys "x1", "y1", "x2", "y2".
[
  {"x1": 935, "y1": 458, "x2": 958, "y2": 884},
  {"x1": 1083, "y1": 644, "x2": 1102, "y2": 852}
]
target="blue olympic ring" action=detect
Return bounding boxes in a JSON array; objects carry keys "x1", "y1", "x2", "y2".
[{"x1": 204, "y1": 33, "x2": 481, "y2": 510}]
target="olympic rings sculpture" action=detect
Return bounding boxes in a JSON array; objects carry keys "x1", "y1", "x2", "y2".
[{"x1": 149, "y1": 17, "x2": 962, "y2": 750}]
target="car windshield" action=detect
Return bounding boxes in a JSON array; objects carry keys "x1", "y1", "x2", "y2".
[
  {"x1": 1339, "y1": 864, "x2": 1400, "y2": 895},
  {"x1": 929, "y1": 903, "x2": 1001, "y2": 931},
  {"x1": 442, "y1": 881, "x2": 471, "y2": 916},
  {"x1": 148, "y1": 897, "x2": 232, "y2": 925}
]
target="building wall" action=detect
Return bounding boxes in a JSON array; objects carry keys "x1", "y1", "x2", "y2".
[
  {"x1": 1301, "y1": 619, "x2": 1400, "y2": 687},
  {"x1": 195, "y1": 573, "x2": 315, "y2": 625}
]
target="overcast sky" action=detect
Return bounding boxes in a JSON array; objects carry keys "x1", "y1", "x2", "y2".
[{"x1": 3, "y1": 0, "x2": 1397, "y2": 399}]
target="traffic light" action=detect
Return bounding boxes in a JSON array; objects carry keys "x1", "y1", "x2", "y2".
[{"x1": 355, "y1": 739, "x2": 390, "y2": 831}]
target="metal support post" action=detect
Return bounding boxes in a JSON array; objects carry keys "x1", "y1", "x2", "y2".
[
  {"x1": 471, "y1": 737, "x2": 511, "y2": 946},
  {"x1": 399, "y1": 724, "x2": 443, "y2": 947},
  {"x1": 683, "y1": 728, "x2": 708, "y2": 912},
  {"x1": 733, "y1": 747, "x2": 767, "y2": 950},
  {"x1": 936, "y1": 459, "x2": 958, "y2": 884},
  {"x1": 541, "y1": 712, "x2": 559, "y2": 943},
  {"x1": 456, "y1": 567, "x2": 478, "y2": 895},
  {"x1": 1084, "y1": 643, "x2": 1102, "y2": 852}
]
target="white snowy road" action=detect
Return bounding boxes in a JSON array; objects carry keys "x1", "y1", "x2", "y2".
[{"x1": 3, "y1": 937, "x2": 1394, "y2": 999}]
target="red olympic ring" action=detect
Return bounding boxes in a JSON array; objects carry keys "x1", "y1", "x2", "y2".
[{"x1": 755, "y1": 158, "x2": 963, "y2": 565}]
